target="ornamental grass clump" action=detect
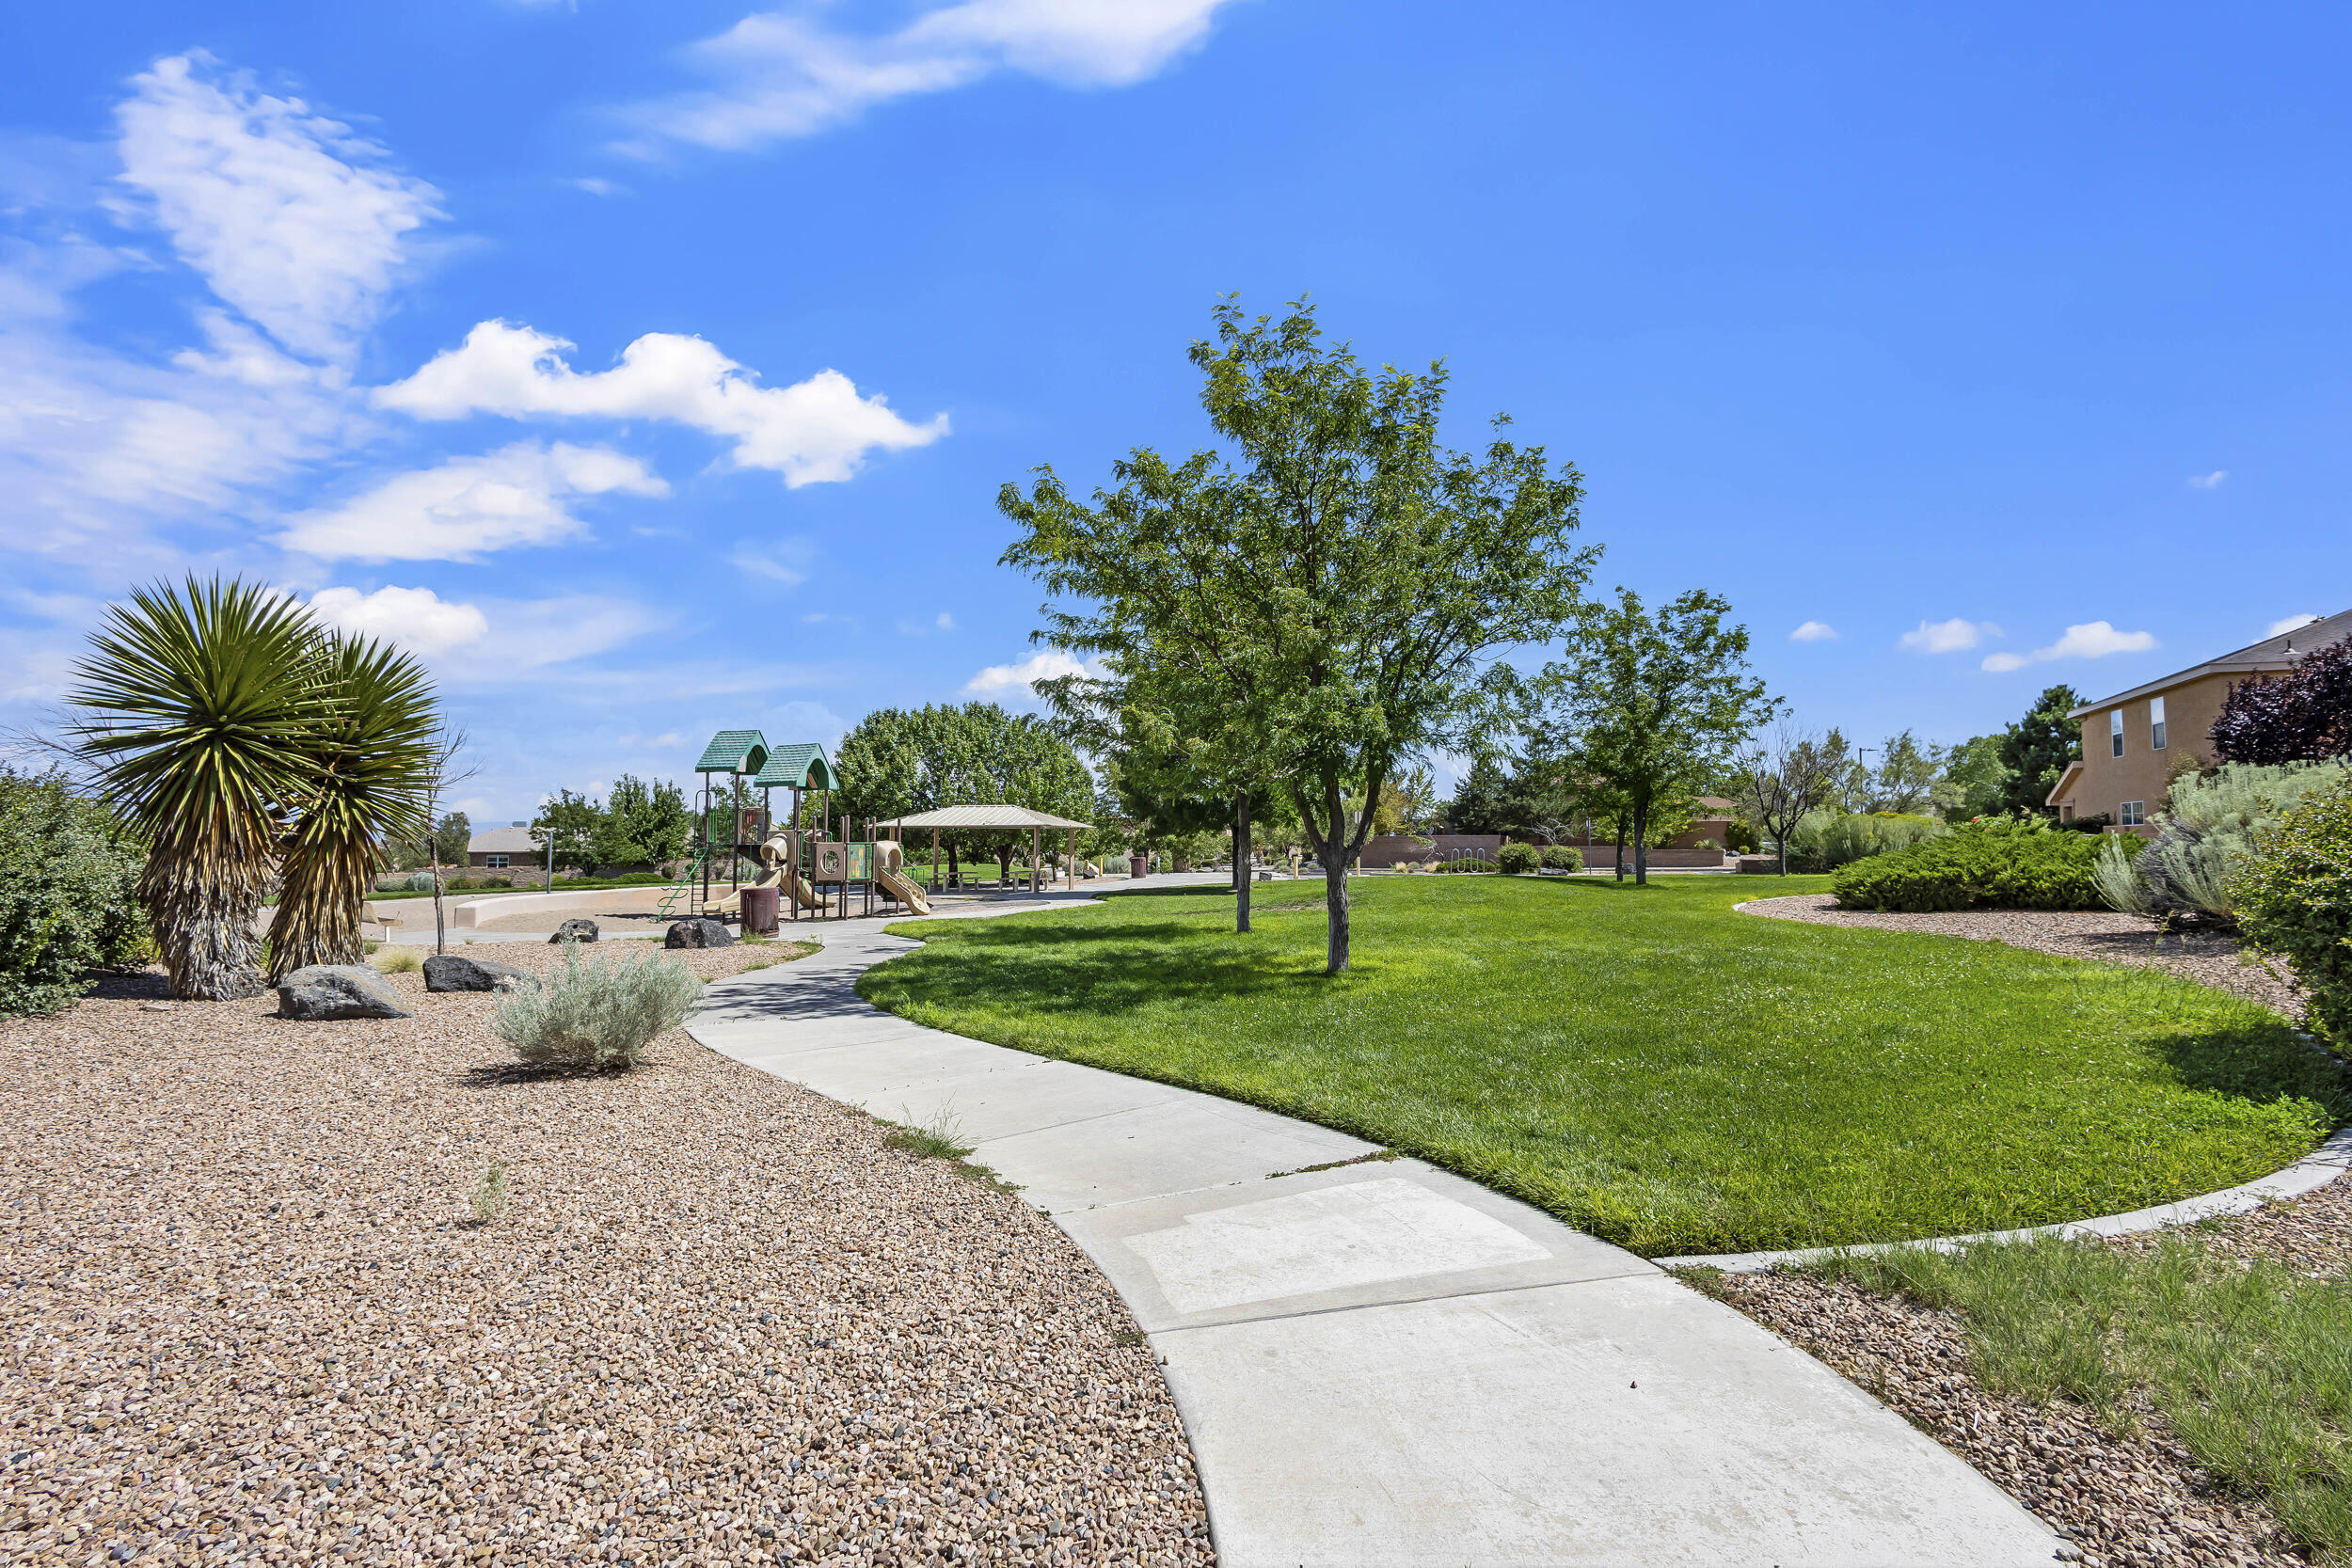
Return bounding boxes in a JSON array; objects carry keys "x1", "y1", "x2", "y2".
[
  {"x1": 494, "y1": 945, "x2": 703, "y2": 1070},
  {"x1": 1831, "y1": 816, "x2": 2108, "y2": 912}
]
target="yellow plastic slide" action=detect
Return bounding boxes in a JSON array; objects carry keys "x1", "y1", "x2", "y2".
[{"x1": 874, "y1": 864, "x2": 932, "y2": 915}]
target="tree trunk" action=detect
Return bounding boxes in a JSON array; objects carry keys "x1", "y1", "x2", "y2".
[
  {"x1": 1323, "y1": 777, "x2": 1350, "y2": 975},
  {"x1": 146, "y1": 863, "x2": 267, "y2": 1001},
  {"x1": 1234, "y1": 792, "x2": 1253, "y2": 934},
  {"x1": 1613, "y1": 816, "x2": 1628, "y2": 882},
  {"x1": 1633, "y1": 798, "x2": 1650, "y2": 886}
]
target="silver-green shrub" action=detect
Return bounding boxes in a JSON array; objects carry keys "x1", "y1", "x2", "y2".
[
  {"x1": 2097, "y1": 760, "x2": 2351, "y2": 926},
  {"x1": 494, "y1": 944, "x2": 703, "y2": 1069}
]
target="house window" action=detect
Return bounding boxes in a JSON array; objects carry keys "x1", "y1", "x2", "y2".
[
  {"x1": 2119, "y1": 801, "x2": 2146, "y2": 827},
  {"x1": 2110, "y1": 709, "x2": 2124, "y2": 757},
  {"x1": 485, "y1": 854, "x2": 510, "y2": 869},
  {"x1": 2150, "y1": 695, "x2": 2167, "y2": 751}
]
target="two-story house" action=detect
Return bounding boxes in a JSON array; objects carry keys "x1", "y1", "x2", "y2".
[{"x1": 2047, "y1": 608, "x2": 2352, "y2": 830}]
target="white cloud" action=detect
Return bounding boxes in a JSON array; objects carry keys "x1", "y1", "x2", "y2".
[
  {"x1": 728, "y1": 533, "x2": 817, "y2": 586},
  {"x1": 2187, "y1": 469, "x2": 2228, "y2": 489},
  {"x1": 112, "y1": 54, "x2": 442, "y2": 365},
  {"x1": 2269, "y1": 612, "x2": 2321, "y2": 638},
  {"x1": 277, "y1": 441, "x2": 668, "y2": 561},
  {"x1": 615, "y1": 0, "x2": 1241, "y2": 153},
  {"x1": 374, "y1": 320, "x2": 946, "y2": 485},
  {"x1": 462, "y1": 594, "x2": 664, "y2": 672},
  {"x1": 568, "y1": 177, "x2": 631, "y2": 198},
  {"x1": 964, "y1": 649, "x2": 1094, "y2": 696},
  {"x1": 308, "y1": 584, "x2": 488, "y2": 656},
  {"x1": 1899, "y1": 618, "x2": 1999, "y2": 655},
  {"x1": 936, "y1": 610, "x2": 955, "y2": 632},
  {"x1": 1788, "y1": 620, "x2": 1836, "y2": 642},
  {"x1": 1981, "y1": 620, "x2": 2158, "y2": 673}
]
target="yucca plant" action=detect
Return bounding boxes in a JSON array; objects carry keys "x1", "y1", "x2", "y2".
[
  {"x1": 67, "y1": 578, "x2": 326, "y2": 1000},
  {"x1": 267, "y1": 633, "x2": 437, "y2": 978}
]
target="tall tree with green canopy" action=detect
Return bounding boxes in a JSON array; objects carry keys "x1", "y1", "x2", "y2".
[
  {"x1": 67, "y1": 577, "x2": 327, "y2": 1000},
  {"x1": 267, "y1": 632, "x2": 438, "y2": 977},
  {"x1": 1538, "y1": 588, "x2": 1776, "y2": 884},
  {"x1": 1002, "y1": 298, "x2": 1596, "y2": 974},
  {"x1": 1994, "y1": 683, "x2": 2085, "y2": 818},
  {"x1": 593, "y1": 774, "x2": 691, "y2": 866}
]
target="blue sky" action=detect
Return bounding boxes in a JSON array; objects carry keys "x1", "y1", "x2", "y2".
[{"x1": 2, "y1": 2, "x2": 2343, "y2": 818}]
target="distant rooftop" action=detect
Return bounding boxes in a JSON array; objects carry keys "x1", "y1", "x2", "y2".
[{"x1": 2072, "y1": 609, "x2": 2352, "y2": 716}]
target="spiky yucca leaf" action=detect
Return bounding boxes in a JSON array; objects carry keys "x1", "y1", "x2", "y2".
[
  {"x1": 68, "y1": 578, "x2": 326, "y2": 1000},
  {"x1": 268, "y1": 634, "x2": 438, "y2": 977}
]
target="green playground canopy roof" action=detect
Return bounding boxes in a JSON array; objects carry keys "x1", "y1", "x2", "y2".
[
  {"x1": 694, "y1": 730, "x2": 769, "y2": 774},
  {"x1": 753, "y1": 742, "x2": 837, "y2": 791}
]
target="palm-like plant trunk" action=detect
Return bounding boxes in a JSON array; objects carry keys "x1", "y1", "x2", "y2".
[{"x1": 142, "y1": 858, "x2": 270, "y2": 1000}]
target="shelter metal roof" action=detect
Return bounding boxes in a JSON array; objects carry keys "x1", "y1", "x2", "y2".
[
  {"x1": 753, "y1": 742, "x2": 837, "y2": 791},
  {"x1": 874, "y1": 804, "x2": 1093, "y2": 831},
  {"x1": 695, "y1": 729, "x2": 770, "y2": 774}
]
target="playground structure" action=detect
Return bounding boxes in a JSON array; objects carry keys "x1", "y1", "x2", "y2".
[{"x1": 670, "y1": 731, "x2": 1089, "y2": 930}]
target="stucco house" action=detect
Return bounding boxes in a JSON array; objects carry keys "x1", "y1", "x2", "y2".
[
  {"x1": 466, "y1": 823, "x2": 539, "y2": 870},
  {"x1": 2048, "y1": 609, "x2": 2352, "y2": 830}
]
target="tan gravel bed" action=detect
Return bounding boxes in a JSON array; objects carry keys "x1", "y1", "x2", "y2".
[
  {"x1": 1740, "y1": 893, "x2": 2303, "y2": 1018},
  {"x1": 1692, "y1": 1268, "x2": 2304, "y2": 1568},
  {"x1": 0, "y1": 945, "x2": 1211, "y2": 1566}
]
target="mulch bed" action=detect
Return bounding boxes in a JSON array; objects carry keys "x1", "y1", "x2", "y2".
[{"x1": 0, "y1": 942, "x2": 1213, "y2": 1566}]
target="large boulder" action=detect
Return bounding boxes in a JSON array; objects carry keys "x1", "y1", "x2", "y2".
[
  {"x1": 549, "y1": 918, "x2": 600, "y2": 943},
  {"x1": 277, "y1": 964, "x2": 412, "y2": 1021},
  {"x1": 665, "y1": 917, "x2": 735, "y2": 949},
  {"x1": 421, "y1": 954, "x2": 536, "y2": 993}
]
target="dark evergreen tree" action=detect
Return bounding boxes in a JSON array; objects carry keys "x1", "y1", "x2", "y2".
[{"x1": 1993, "y1": 684, "x2": 2084, "y2": 817}]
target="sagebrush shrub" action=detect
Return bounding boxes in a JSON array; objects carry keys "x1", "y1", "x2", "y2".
[
  {"x1": 2237, "y1": 776, "x2": 2352, "y2": 1048},
  {"x1": 0, "y1": 768, "x2": 147, "y2": 1017},
  {"x1": 1496, "y1": 843, "x2": 1540, "y2": 875},
  {"x1": 1830, "y1": 816, "x2": 2110, "y2": 912},
  {"x1": 495, "y1": 945, "x2": 704, "y2": 1069}
]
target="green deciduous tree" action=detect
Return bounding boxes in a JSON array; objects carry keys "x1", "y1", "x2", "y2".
[
  {"x1": 431, "y1": 809, "x2": 471, "y2": 868},
  {"x1": 531, "y1": 788, "x2": 602, "y2": 875},
  {"x1": 1538, "y1": 588, "x2": 1776, "y2": 885},
  {"x1": 594, "y1": 774, "x2": 691, "y2": 866},
  {"x1": 1002, "y1": 299, "x2": 1596, "y2": 973},
  {"x1": 1932, "y1": 734, "x2": 2008, "y2": 821}
]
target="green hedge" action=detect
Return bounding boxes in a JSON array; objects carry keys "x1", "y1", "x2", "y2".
[
  {"x1": 0, "y1": 769, "x2": 147, "y2": 1016},
  {"x1": 1829, "y1": 816, "x2": 2111, "y2": 912},
  {"x1": 2237, "y1": 776, "x2": 2352, "y2": 1048},
  {"x1": 1541, "y1": 845, "x2": 1584, "y2": 872}
]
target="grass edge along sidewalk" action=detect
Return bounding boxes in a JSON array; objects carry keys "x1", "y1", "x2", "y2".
[{"x1": 856, "y1": 876, "x2": 2348, "y2": 1258}]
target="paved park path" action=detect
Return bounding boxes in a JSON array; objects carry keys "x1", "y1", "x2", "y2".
[{"x1": 686, "y1": 879, "x2": 2064, "y2": 1567}]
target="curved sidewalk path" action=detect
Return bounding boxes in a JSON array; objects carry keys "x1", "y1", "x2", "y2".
[{"x1": 687, "y1": 879, "x2": 2062, "y2": 1567}]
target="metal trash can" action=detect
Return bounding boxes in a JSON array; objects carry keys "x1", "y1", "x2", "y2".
[
  {"x1": 740, "y1": 884, "x2": 779, "y2": 936},
  {"x1": 1129, "y1": 853, "x2": 1150, "y2": 879}
]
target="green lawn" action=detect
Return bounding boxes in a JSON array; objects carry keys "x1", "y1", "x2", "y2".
[{"x1": 859, "y1": 876, "x2": 2347, "y2": 1256}]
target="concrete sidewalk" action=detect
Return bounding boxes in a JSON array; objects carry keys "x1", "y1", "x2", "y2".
[{"x1": 685, "y1": 879, "x2": 2064, "y2": 1567}]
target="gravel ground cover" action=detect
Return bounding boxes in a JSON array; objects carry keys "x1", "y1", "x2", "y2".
[
  {"x1": 0, "y1": 942, "x2": 1212, "y2": 1567},
  {"x1": 1693, "y1": 1264, "x2": 2305, "y2": 1568},
  {"x1": 1740, "y1": 892, "x2": 2303, "y2": 1017}
]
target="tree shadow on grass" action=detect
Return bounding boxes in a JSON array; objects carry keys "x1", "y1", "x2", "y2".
[{"x1": 2147, "y1": 1020, "x2": 2352, "y2": 1117}]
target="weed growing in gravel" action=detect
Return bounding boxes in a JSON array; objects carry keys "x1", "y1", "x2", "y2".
[
  {"x1": 469, "y1": 1164, "x2": 507, "y2": 1224},
  {"x1": 373, "y1": 948, "x2": 421, "y2": 974},
  {"x1": 884, "y1": 1108, "x2": 976, "y2": 1161},
  {"x1": 1806, "y1": 1235, "x2": 2352, "y2": 1556},
  {"x1": 494, "y1": 945, "x2": 702, "y2": 1070}
]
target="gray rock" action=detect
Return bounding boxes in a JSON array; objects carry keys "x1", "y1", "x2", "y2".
[
  {"x1": 277, "y1": 964, "x2": 412, "y2": 1021},
  {"x1": 421, "y1": 954, "x2": 536, "y2": 993},
  {"x1": 665, "y1": 917, "x2": 736, "y2": 949},
  {"x1": 549, "y1": 918, "x2": 600, "y2": 943}
]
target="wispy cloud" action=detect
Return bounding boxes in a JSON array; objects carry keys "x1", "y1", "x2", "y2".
[
  {"x1": 375, "y1": 320, "x2": 946, "y2": 486},
  {"x1": 2187, "y1": 469, "x2": 2228, "y2": 489},
  {"x1": 1981, "y1": 621, "x2": 2157, "y2": 673},
  {"x1": 727, "y1": 533, "x2": 817, "y2": 586},
  {"x1": 278, "y1": 441, "x2": 666, "y2": 562},
  {"x1": 2269, "y1": 612, "x2": 2321, "y2": 638},
  {"x1": 1899, "y1": 618, "x2": 1999, "y2": 655},
  {"x1": 1788, "y1": 620, "x2": 1836, "y2": 642},
  {"x1": 567, "y1": 176, "x2": 631, "y2": 198},
  {"x1": 613, "y1": 0, "x2": 1244, "y2": 154}
]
